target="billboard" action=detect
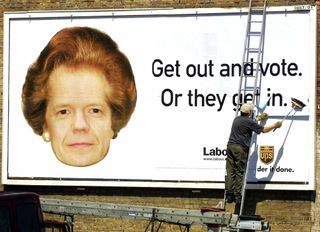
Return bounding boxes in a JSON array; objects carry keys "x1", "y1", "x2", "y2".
[{"x1": 2, "y1": 6, "x2": 316, "y2": 189}]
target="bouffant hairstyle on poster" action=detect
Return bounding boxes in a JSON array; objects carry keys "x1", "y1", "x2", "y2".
[{"x1": 22, "y1": 26, "x2": 137, "y2": 138}]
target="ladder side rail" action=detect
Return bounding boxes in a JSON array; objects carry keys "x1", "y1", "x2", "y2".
[
  {"x1": 235, "y1": 0, "x2": 253, "y2": 116},
  {"x1": 255, "y1": 1, "x2": 268, "y2": 110},
  {"x1": 239, "y1": 0, "x2": 268, "y2": 217},
  {"x1": 225, "y1": 0, "x2": 254, "y2": 209},
  {"x1": 243, "y1": 15, "x2": 253, "y2": 99},
  {"x1": 243, "y1": 27, "x2": 253, "y2": 97},
  {"x1": 251, "y1": 1, "x2": 268, "y2": 107},
  {"x1": 238, "y1": 133, "x2": 257, "y2": 217}
]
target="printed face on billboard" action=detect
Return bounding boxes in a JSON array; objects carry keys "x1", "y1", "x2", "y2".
[{"x1": 20, "y1": 27, "x2": 137, "y2": 167}]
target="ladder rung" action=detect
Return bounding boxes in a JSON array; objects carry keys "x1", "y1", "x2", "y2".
[
  {"x1": 246, "y1": 48, "x2": 260, "y2": 53},
  {"x1": 241, "y1": 88, "x2": 255, "y2": 92},
  {"x1": 248, "y1": 32, "x2": 262, "y2": 36},
  {"x1": 249, "y1": 66, "x2": 261, "y2": 69},
  {"x1": 243, "y1": 61, "x2": 259, "y2": 65},
  {"x1": 251, "y1": 7, "x2": 265, "y2": 11},
  {"x1": 242, "y1": 85, "x2": 260, "y2": 89},
  {"x1": 249, "y1": 20, "x2": 263, "y2": 23}
]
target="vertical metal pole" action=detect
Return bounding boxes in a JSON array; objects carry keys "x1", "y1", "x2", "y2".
[
  {"x1": 144, "y1": 209, "x2": 156, "y2": 232},
  {"x1": 151, "y1": 209, "x2": 155, "y2": 232}
]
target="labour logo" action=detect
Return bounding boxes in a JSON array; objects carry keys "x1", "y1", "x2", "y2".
[{"x1": 259, "y1": 146, "x2": 274, "y2": 165}]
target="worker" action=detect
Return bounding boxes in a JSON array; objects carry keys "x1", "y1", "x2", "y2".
[{"x1": 225, "y1": 103, "x2": 282, "y2": 214}]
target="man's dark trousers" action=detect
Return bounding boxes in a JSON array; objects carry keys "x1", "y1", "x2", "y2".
[{"x1": 225, "y1": 144, "x2": 248, "y2": 203}]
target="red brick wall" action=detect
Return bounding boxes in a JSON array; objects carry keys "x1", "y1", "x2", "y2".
[{"x1": 0, "y1": 1, "x2": 318, "y2": 231}]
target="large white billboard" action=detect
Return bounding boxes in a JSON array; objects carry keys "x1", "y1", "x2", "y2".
[{"x1": 2, "y1": 5, "x2": 316, "y2": 190}]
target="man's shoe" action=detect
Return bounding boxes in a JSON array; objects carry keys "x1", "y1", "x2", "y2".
[
  {"x1": 226, "y1": 193, "x2": 235, "y2": 203},
  {"x1": 234, "y1": 202, "x2": 241, "y2": 214}
]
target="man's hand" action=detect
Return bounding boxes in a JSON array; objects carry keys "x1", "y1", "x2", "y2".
[{"x1": 256, "y1": 112, "x2": 268, "y2": 121}]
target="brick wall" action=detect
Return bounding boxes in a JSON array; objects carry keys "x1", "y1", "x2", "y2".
[{"x1": 0, "y1": 0, "x2": 318, "y2": 231}]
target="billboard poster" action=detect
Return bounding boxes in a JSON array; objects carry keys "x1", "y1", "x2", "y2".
[{"x1": 2, "y1": 6, "x2": 316, "y2": 190}]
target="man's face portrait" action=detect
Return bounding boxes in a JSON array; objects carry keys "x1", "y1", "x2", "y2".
[{"x1": 43, "y1": 65, "x2": 114, "y2": 167}]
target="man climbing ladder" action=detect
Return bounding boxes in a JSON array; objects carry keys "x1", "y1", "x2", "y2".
[{"x1": 225, "y1": 103, "x2": 282, "y2": 214}]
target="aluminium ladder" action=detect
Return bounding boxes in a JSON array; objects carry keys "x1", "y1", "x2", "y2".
[
  {"x1": 235, "y1": 0, "x2": 268, "y2": 218},
  {"x1": 40, "y1": 198, "x2": 270, "y2": 231}
]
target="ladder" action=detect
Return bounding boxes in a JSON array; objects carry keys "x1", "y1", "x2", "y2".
[
  {"x1": 40, "y1": 198, "x2": 271, "y2": 231},
  {"x1": 236, "y1": 0, "x2": 268, "y2": 218}
]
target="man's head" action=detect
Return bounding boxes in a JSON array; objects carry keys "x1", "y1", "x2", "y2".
[{"x1": 240, "y1": 103, "x2": 255, "y2": 116}]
